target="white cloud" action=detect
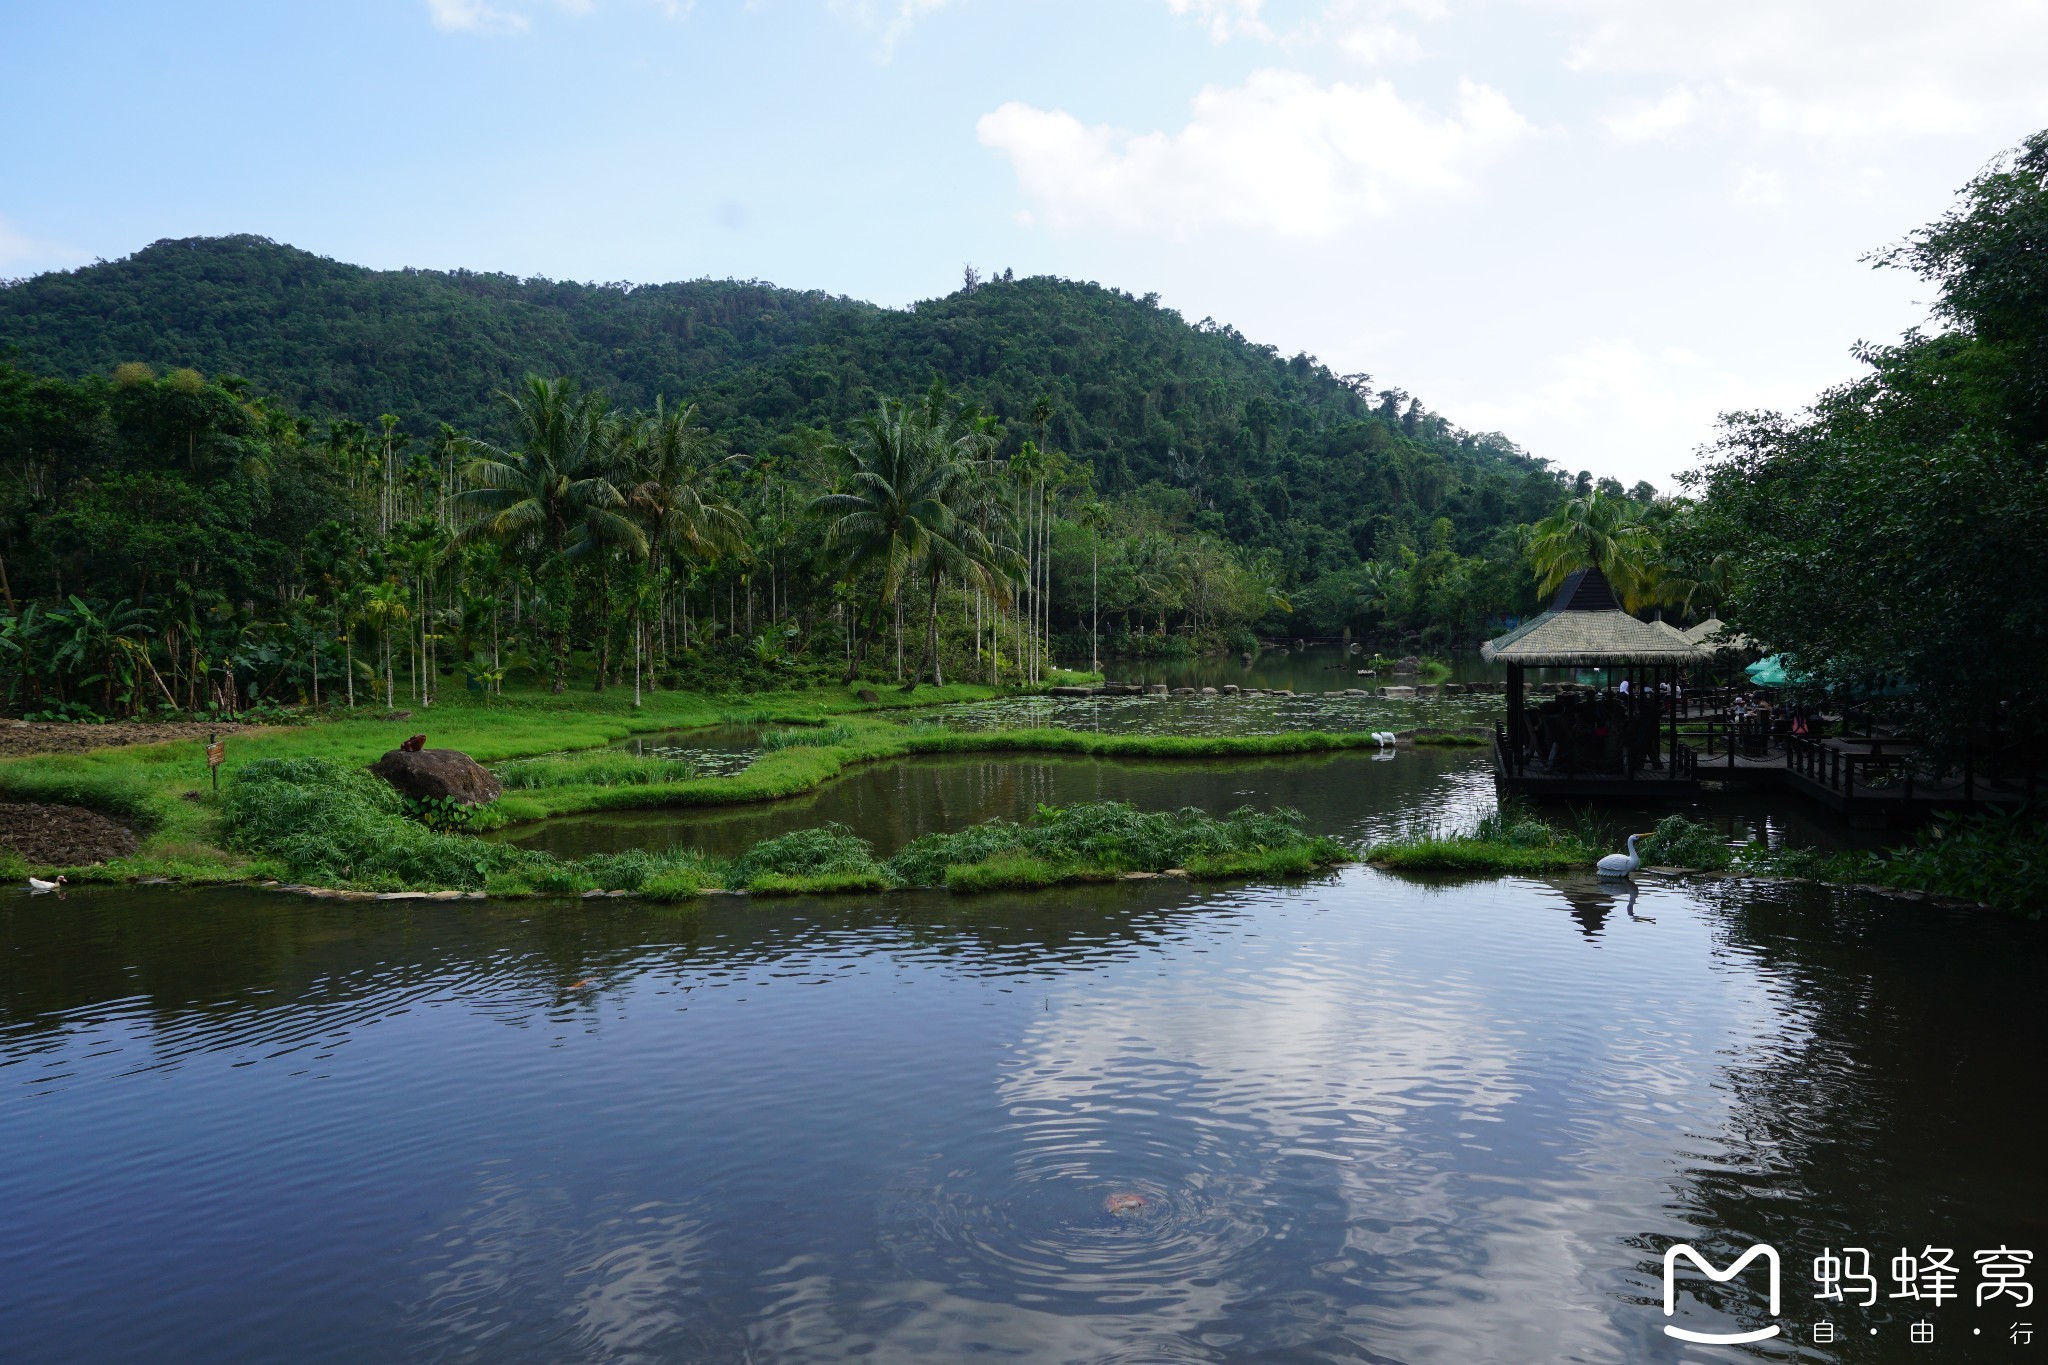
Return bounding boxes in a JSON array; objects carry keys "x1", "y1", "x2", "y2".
[
  {"x1": 423, "y1": 0, "x2": 693, "y2": 34},
  {"x1": 1732, "y1": 165, "x2": 1783, "y2": 206},
  {"x1": 1163, "y1": 0, "x2": 1436, "y2": 62},
  {"x1": 979, "y1": 70, "x2": 1530, "y2": 238},
  {"x1": 1337, "y1": 20, "x2": 1423, "y2": 64},
  {"x1": 1165, "y1": 0, "x2": 1272, "y2": 43},
  {"x1": 1548, "y1": 0, "x2": 2048, "y2": 139},
  {"x1": 1601, "y1": 86, "x2": 1695, "y2": 143},
  {"x1": 1451, "y1": 338, "x2": 1816, "y2": 484},
  {"x1": 826, "y1": 0, "x2": 957, "y2": 52},
  {"x1": 426, "y1": 0, "x2": 531, "y2": 33}
]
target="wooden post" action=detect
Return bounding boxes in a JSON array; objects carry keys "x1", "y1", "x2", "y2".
[
  {"x1": 206, "y1": 732, "x2": 224, "y2": 795},
  {"x1": 1506, "y1": 664, "x2": 1525, "y2": 771}
]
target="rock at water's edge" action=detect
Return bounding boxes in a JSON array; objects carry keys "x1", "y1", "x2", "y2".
[{"x1": 369, "y1": 748, "x2": 502, "y2": 806}]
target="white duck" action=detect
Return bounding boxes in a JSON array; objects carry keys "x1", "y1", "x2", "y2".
[
  {"x1": 1596, "y1": 833, "x2": 1654, "y2": 879},
  {"x1": 1372, "y1": 731, "x2": 1398, "y2": 747},
  {"x1": 28, "y1": 874, "x2": 67, "y2": 894}
]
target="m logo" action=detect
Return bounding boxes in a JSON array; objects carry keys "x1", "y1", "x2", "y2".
[{"x1": 1663, "y1": 1244, "x2": 1782, "y2": 1344}]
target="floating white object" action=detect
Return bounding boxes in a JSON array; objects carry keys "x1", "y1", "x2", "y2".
[
  {"x1": 1596, "y1": 834, "x2": 1653, "y2": 879},
  {"x1": 27, "y1": 875, "x2": 66, "y2": 894}
]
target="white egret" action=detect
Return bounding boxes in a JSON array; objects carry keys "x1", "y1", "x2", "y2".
[{"x1": 1596, "y1": 833, "x2": 1653, "y2": 879}]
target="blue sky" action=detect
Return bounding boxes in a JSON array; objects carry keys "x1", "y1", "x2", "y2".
[{"x1": 5, "y1": 0, "x2": 2046, "y2": 486}]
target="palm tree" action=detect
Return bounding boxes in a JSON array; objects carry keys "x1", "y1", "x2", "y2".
[
  {"x1": 623, "y1": 397, "x2": 750, "y2": 666},
  {"x1": 452, "y1": 377, "x2": 645, "y2": 692},
  {"x1": 814, "y1": 397, "x2": 991, "y2": 687},
  {"x1": 1528, "y1": 489, "x2": 1660, "y2": 611},
  {"x1": 1077, "y1": 499, "x2": 1110, "y2": 674},
  {"x1": 362, "y1": 580, "x2": 410, "y2": 711}
]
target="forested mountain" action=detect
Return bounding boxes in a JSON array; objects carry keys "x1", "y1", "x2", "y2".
[{"x1": 0, "y1": 236, "x2": 1566, "y2": 589}]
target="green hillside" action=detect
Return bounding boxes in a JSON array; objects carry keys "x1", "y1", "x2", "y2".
[{"x1": 0, "y1": 235, "x2": 1565, "y2": 581}]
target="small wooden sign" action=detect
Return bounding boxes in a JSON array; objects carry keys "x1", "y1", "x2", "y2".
[{"x1": 206, "y1": 740, "x2": 226, "y2": 768}]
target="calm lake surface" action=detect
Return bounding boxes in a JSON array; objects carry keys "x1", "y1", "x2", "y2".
[
  {"x1": 3, "y1": 872, "x2": 2041, "y2": 1362},
  {"x1": 503, "y1": 749, "x2": 1498, "y2": 860}
]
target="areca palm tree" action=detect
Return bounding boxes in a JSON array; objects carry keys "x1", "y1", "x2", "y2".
[
  {"x1": 452, "y1": 376, "x2": 645, "y2": 691},
  {"x1": 1078, "y1": 499, "x2": 1110, "y2": 673},
  {"x1": 361, "y1": 580, "x2": 410, "y2": 711}
]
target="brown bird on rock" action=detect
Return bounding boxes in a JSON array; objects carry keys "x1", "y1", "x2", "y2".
[{"x1": 400, "y1": 734, "x2": 427, "y2": 753}]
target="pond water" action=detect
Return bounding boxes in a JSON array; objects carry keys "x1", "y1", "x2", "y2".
[
  {"x1": 914, "y1": 689, "x2": 1501, "y2": 736},
  {"x1": 612, "y1": 724, "x2": 765, "y2": 777},
  {"x1": 498, "y1": 749, "x2": 1499, "y2": 861},
  {"x1": 3, "y1": 874, "x2": 2040, "y2": 1362},
  {"x1": 1081, "y1": 644, "x2": 1504, "y2": 694}
]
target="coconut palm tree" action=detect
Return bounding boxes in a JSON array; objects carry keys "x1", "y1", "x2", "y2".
[
  {"x1": 622, "y1": 397, "x2": 750, "y2": 666},
  {"x1": 452, "y1": 377, "x2": 644, "y2": 691},
  {"x1": 1528, "y1": 489, "x2": 1660, "y2": 610},
  {"x1": 814, "y1": 396, "x2": 993, "y2": 687}
]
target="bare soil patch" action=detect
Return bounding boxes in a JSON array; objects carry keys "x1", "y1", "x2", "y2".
[
  {"x1": 0, "y1": 802, "x2": 140, "y2": 865},
  {"x1": 0, "y1": 721, "x2": 246, "y2": 758}
]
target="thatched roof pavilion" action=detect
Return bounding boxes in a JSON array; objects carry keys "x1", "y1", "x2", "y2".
[
  {"x1": 1681, "y1": 617, "x2": 1758, "y2": 654},
  {"x1": 1483, "y1": 567, "x2": 1704, "y2": 784},
  {"x1": 1482, "y1": 568, "x2": 1704, "y2": 668}
]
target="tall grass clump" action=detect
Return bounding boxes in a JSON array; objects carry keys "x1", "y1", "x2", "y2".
[
  {"x1": 884, "y1": 802, "x2": 1347, "y2": 889},
  {"x1": 221, "y1": 757, "x2": 528, "y2": 890},
  {"x1": 1740, "y1": 807, "x2": 2048, "y2": 915},
  {"x1": 1369, "y1": 801, "x2": 1600, "y2": 873},
  {"x1": 730, "y1": 823, "x2": 885, "y2": 893},
  {"x1": 756, "y1": 723, "x2": 855, "y2": 751},
  {"x1": 495, "y1": 752, "x2": 699, "y2": 789}
]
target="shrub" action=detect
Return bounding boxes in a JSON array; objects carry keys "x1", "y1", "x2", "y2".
[
  {"x1": 1738, "y1": 807, "x2": 2048, "y2": 915},
  {"x1": 730, "y1": 824, "x2": 882, "y2": 889},
  {"x1": 1640, "y1": 814, "x2": 1733, "y2": 871},
  {"x1": 887, "y1": 802, "x2": 1337, "y2": 885},
  {"x1": 220, "y1": 757, "x2": 527, "y2": 889},
  {"x1": 885, "y1": 819, "x2": 1031, "y2": 887}
]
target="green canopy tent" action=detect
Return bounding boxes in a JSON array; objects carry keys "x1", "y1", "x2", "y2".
[{"x1": 1745, "y1": 655, "x2": 1797, "y2": 688}]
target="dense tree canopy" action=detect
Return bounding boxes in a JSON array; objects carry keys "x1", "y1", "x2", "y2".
[
  {"x1": 0, "y1": 236, "x2": 1568, "y2": 615},
  {"x1": 1683, "y1": 128, "x2": 2048, "y2": 754}
]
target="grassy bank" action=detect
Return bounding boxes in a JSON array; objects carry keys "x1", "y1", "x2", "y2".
[
  {"x1": 1366, "y1": 804, "x2": 1606, "y2": 874},
  {"x1": 0, "y1": 679, "x2": 1010, "y2": 881},
  {"x1": 1737, "y1": 808, "x2": 2047, "y2": 916},
  {"x1": 205, "y1": 759, "x2": 1347, "y2": 898},
  {"x1": 1368, "y1": 809, "x2": 1733, "y2": 876},
  {"x1": 3, "y1": 676, "x2": 1404, "y2": 889},
  {"x1": 1370, "y1": 802, "x2": 2044, "y2": 917}
]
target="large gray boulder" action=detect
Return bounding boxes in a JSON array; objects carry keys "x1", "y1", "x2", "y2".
[{"x1": 370, "y1": 748, "x2": 502, "y2": 806}]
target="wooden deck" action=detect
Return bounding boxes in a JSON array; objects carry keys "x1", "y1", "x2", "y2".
[{"x1": 1494, "y1": 727, "x2": 2040, "y2": 823}]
